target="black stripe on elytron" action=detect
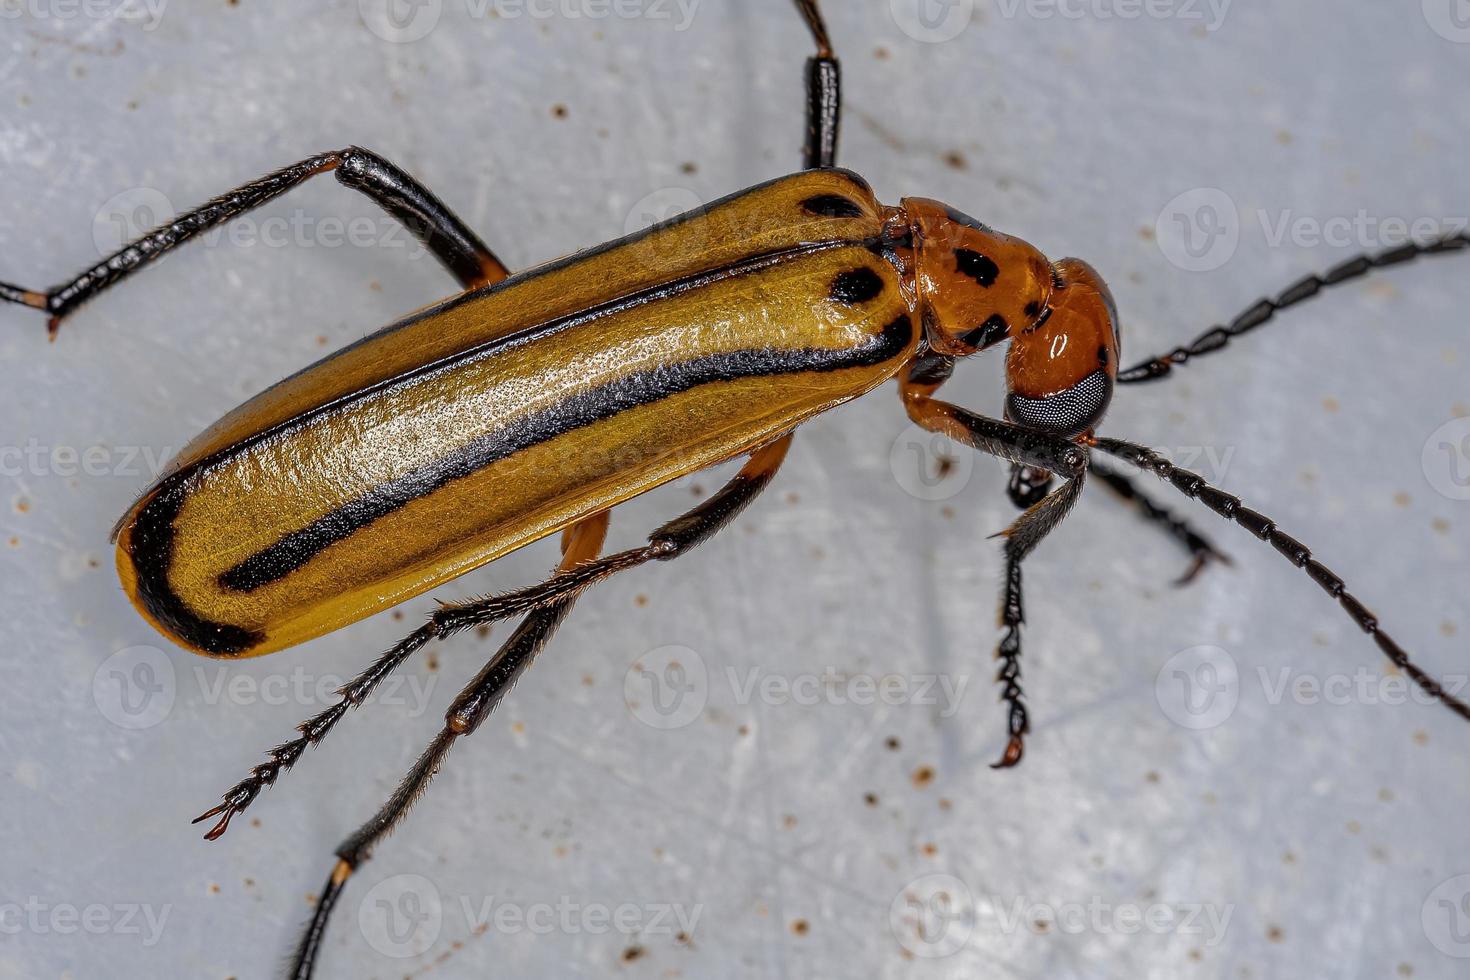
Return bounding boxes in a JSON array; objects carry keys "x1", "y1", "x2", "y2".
[
  {"x1": 280, "y1": 170, "x2": 880, "y2": 379},
  {"x1": 164, "y1": 237, "x2": 886, "y2": 495},
  {"x1": 127, "y1": 480, "x2": 264, "y2": 656},
  {"x1": 217, "y1": 313, "x2": 914, "y2": 594},
  {"x1": 122, "y1": 239, "x2": 906, "y2": 654}
]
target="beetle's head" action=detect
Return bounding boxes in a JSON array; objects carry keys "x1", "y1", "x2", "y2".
[
  {"x1": 1004, "y1": 257, "x2": 1119, "y2": 437},
  {"x1": 905, "y1": 199, "x2": 1119, "y2": 436}
]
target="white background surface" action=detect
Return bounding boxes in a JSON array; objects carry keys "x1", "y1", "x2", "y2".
[{"x1": 2, "y1": 1, "x2": 1469, "y2": 977}]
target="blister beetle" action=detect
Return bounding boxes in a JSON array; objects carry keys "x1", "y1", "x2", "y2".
[{"x1": 3, "y1": 1, "x2": 1467, "y2": 975}]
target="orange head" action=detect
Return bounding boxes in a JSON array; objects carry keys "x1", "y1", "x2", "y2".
[
  {"x1": 1003, "y1": 257, "x2": 1119, "y2": 436},
  {"x1": 904, "y1": 199, "x2": 1120, "y2": 436}
]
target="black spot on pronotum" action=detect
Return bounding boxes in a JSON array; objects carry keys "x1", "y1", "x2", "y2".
[
  {"x1": 955, "y1": 248, "x2": 999, "y2": 287},
  {"x1": 1024, "y1": 301, "x2": 1041, "y2": 319},
  {"x1": 829, "y1": 267, "x2": 885, "y2": 304},
  {"x1": 1098, "y1": 345, "x2": 1110, "y2": 366},
  {"x1": 959, "y1": 313, "x2": 1009, "y2": 350},
  {"x1": 801, "y1": 194, "x2": 864, "y2": 219}
]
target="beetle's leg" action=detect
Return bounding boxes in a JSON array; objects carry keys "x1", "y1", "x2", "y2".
[
  {"x1": 290, "y1": 512, "x2": 610, "y2": 980},
  {"x1": 900, "y1": 354, "x2": 1089, "y2": 767},
  {"x1": 1088, "y1": 458, "x2": 1232, "y2": 586},
  {"x1": 193, "y1": 436, "x2": 791, "y2": 841},
  {"x1": 794, "y1": 0, "x2": 840, "y2": 169},
  {"x1": 289, "y1": 437, "x2": 792, "y2": 976},
  {"x1": 1005, "y1": 463, "x2": 1053, "y2": 510},
  {"x1": 1091, "y1": 435, "x2": 1470, "y2": 723},
  {"x1": 1003, "y1": 457, "x2": 1230, "y2": 586},
  {"x1": 966, "y1": 306, "x2": 1221, "y2": 583},
  {"x1": 193, "y1": 618, "x2": 437, "y2": 841},
  {"x1": 900, "y1": 354, "x2": 1088, "y2": 479},
  {"x1": 1118, "y1": 232, "x2": 1468, "y2": 383},
  {"x1": 0, "y1": 146, "x2": 507, "y2": 338},
  {"x1": 988, "y1": 472, "x2": 1087, "y2": 767}
]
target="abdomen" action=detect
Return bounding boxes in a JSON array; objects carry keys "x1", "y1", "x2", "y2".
[{"x1": 113, "y1": 170, "x2": 917, "y2": 656}]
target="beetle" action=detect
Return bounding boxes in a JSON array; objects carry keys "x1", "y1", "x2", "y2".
[{"x1": 3, "y1": 1, "x2": 1467, "y2": 975}]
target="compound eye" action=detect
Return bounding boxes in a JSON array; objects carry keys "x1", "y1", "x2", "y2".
[{"x1": 1005, "y1": 368, "x2": 1112, "y2": 437}]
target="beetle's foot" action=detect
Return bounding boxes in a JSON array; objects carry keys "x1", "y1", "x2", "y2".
[
  {"x1": 192, "y1": 801, "x2": 236, "y2": 841},
  {"x1": 1172, "y1": 542, "x2": 1233, "y2": 588},
  {"x1": 0, "y1": 282, "x2": 59, "y2": 338},
  {"x1": 192, "y1": 782, "x2": 261, "y2": 841},
  {"x1": 990, "y1": 735, "x2": 1025, "y2": 769}
]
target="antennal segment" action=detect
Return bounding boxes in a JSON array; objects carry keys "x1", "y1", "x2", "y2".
[
  {"x1": 1119, "y1": 232, "x2": 1469, "y2": 383},
  {"x1": 1090, "y1": 435, "x2": 1470, "y2": 723}
]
